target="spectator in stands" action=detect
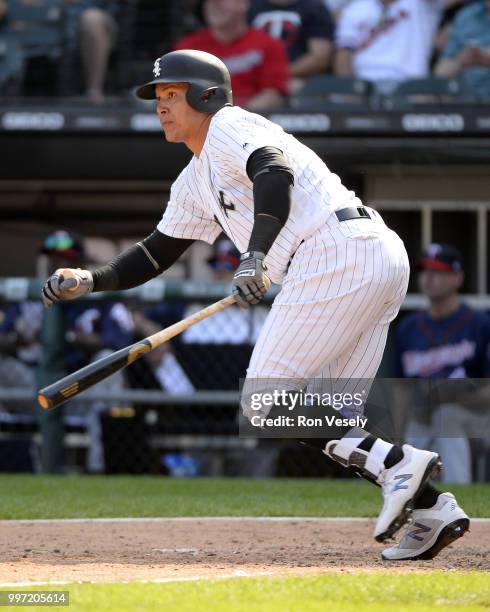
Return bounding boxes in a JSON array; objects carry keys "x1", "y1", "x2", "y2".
[
  {"x1": 434, "y1": 0, "x2": 490, "y2": 97},
  {"x1": 183, "y1": 238, "x2": 268, "y2": 345},
  {"x1": 395, "y1": 244, "x2": 490, "y2": 483},
  {"x1": 248, "y1": 0, "x2": 335, "y2": 92},
  {"x1": 0, "y1": 0, "x2": 64, "y2": 96},
  {"x1": 64, "y1": 1, "x2": 119, "y2": 104},
  {"x1": 179, "y1": 0, "x2": 204, "y2": 38},
  {"x1": 42, "y1": 230, "x2": 134, "y2": 472},
  {"x1": 131, "y1": 303, "x2": 195, "y2": 395},
  {"x1": 334, "y1": 0, "x2": 444, "y2": 91},
  {"x1": 0, "y1": 301, "x2": 43, "y2": 413},
  {"x1": 178, "y1": 239, "x2": 276, "y2": 477},
  {"x1": 431, "y1": 0, "x2": 470, "y2": 64},
  {"x1": 322, "y1": 0, "x2": 352, "y2": 20},
  {"x1": 175, "y1": 0, "x2": 289, "y2": 110}
]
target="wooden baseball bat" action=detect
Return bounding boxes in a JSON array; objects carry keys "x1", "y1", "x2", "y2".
[{"x1": 37, "y1": 294, "x2": 236, "y2": 411}]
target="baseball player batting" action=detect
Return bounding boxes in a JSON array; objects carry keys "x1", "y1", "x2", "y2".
[{"x1": 42, "y1": 50, "x2": 469, "y2": 560}]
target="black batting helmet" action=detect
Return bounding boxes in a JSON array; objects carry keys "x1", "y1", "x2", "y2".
[{"x1": 135, "y1": 50, "x2": 233, "y2": 114}]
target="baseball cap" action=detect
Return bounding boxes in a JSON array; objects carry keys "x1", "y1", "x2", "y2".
[
  {"x1": 207, "y1": 239, "x2": 240, "y2": 271},
  {"x1": 418, "y1": 243, "x2": 463, "y2": 273},
  {"x1": 40, "y1": 230, "x2": 85, "y2": 260}
]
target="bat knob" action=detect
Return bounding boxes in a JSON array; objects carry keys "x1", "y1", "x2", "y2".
[
  {"x1": 38, "y1": 394, "x2": 52, "y2": 411},
  {"x1": 61, "y1": 268, "x2": 80, "y2": 292}
]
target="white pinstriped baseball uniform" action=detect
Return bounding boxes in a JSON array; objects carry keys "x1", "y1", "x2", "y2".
[{"x1": 157, "y1": 105, "x2": 410, "y2": 412}]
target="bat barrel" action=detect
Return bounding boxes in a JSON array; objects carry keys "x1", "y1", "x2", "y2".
[
  {"x1": 37, "y1": 340, "x2": 152, "y2": 410},
  {"x1": 37, "y1": 294, "x2": 236, "y2": 411}
]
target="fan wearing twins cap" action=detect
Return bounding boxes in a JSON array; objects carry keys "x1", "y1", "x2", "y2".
[{"x1": 390, "y1": 243, "x2": 490, "y2": 559}]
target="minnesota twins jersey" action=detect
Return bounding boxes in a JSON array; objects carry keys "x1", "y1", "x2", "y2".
[
  {"x1": 157, "y1": 105, "x2": 362, "y2": 284},
  {"x1": 395, "y1": 303, "x2": 490, "y2": 379}
]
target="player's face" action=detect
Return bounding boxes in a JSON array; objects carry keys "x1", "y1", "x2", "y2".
[
  {"x1": 155, "y1": 83, "x2": 205, "y2": 144},
  {"x1": 418, "y1": 269, "x2": 463, "y2": 302}
]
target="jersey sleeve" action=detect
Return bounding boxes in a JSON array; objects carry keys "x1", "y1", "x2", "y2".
[
  {"x1": 335, "y1": 2, "x2": 369, "y2": 49},
  {"x1": 157, "y1": 167, "x2": 222, "y2": 244},
  {"x1": 207, "y1": 113, "x2": 285, "y2": 181}
]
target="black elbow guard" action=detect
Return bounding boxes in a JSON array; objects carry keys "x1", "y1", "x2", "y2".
[{"x1": 246, "y1": 146, "x2": 294, "y2": 185}]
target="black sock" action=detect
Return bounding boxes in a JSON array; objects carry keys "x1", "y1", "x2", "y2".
[
  {"x1": 414, "y1": 483, "x2": 441, "y2": 509},
  {"x1": 357, "y1": 434, "x2": 375, "y2": 452},
  {"x1": 383, "y1": 445, "x2": 404, "y2": 468}
]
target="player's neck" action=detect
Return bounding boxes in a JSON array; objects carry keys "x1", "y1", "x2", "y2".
[
  {"x1": 186, "y1": 114, "x2": 214, "y2": 157},
  {"x1": 428, "y1": 294, "x2": 461, "y2": 320},
  {"x1": 211, "y1": 22, "x2": 247, "y2": 45}
]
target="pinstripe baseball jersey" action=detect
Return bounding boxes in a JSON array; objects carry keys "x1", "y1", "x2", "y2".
[{"x1": 157, "y1": 105, "x2": 362, "y2": 284}]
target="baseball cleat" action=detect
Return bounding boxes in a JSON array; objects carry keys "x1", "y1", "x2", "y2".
[
  {"x1": 381, "y1": 492, "x2": 470, "y2": 560},
  {"x1": 373, "y1": 444, "x2": 442, "y2": 543}
]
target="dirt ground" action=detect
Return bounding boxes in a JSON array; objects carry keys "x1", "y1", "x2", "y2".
[{"x1": 0, "y1": 519, "x2": 488, "y2": 584}]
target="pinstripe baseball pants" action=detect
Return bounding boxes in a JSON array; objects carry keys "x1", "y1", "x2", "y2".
[{"x1": 242, "y1": 207, "x2": 410, "y2": 420}]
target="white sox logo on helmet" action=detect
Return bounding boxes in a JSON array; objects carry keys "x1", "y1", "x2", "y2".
[{"x1": 153, "y1": 59, "x2": 161, "y2": 78}]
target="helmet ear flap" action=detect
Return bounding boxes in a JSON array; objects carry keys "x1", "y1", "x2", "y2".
[
  {"x1": 200, "y1": 87, "x2": 219, "y2": 103},
  {"x1": 187, "y1": 84, "x2": 227, "y2": 112}
]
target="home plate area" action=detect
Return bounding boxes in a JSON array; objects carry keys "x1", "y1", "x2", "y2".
[{"x1": 1, "y1": 518, "x2": 489, "y2": 584}]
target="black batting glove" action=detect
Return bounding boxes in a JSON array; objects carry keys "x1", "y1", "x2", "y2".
[{"x1": 232, "y1": 251, "x2": 271, "y2": 309}]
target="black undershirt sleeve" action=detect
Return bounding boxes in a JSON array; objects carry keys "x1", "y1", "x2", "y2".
[
  {"x1": 245, "y1": 147, "x2": 294, "y2": 254},
  {"x1": 92, "y1": 231, "x2": 194, "y2": 292}
]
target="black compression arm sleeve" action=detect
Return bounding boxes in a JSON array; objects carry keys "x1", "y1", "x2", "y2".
[
  {"x1": 246, "y1": 147, "x2": 294, "y2": 254},
  {"x1": 92, "y1": 231, "x2": 194, "y2": 292}
]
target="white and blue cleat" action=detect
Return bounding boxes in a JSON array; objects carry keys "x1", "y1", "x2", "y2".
[
  {"x1": 374, "y1": 444, "x2": 443, "y2": 543},
  {"x1": 381, "y1": 492, "x2": 470, "y2": 560}
]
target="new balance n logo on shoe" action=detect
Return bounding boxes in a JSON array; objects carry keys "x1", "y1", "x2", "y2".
[
  {"x1": 392, "y1": 474, "x2": 412, "y2": 491},
  {"x1": 408, "y1": 522, "x2": 431, "y2": 541}
]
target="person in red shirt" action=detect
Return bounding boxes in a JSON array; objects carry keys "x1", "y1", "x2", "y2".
[{"x1": 175, "y1": 0, "x2": 289, "y2": 110}]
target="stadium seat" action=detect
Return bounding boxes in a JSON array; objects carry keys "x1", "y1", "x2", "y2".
[
  {"x1": 0, "y1": 38, "x2": 24, "y2": 94},
  {"x1": 382, "y1": 77, "x2": 474, "y2": 109},
  {"x1": 394, "y1": 77, "x2": 462, "y2": 95},
  {"x1": 7, "y1": 0, "x2": 63, "y2": 23},
  {"x1": 5, "y1": 0, "x2": 65, "y2": 60},
  {"x1": 289, "y1": 75, "x2": 373, "y2": 111}
]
